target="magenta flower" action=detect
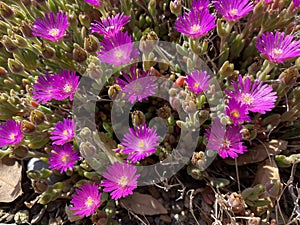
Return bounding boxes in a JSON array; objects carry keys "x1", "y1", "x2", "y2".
[
  {"x1": 205, "y1": 119, "x2": 247, "y2": 159},
  {"x1": 70, "y1": 183, "x2": 101, "y2": 217},
  {"x1": 32, "y1": 12, "x2": 69, "y2": 42},
  {"x1": 90, "y1": 13, "x2": 130, "y2": 37},
  {"x1": 50, "y1": 118, "x2": 75, "y2": 145},
  {"x1": 116, "y1": 66, "x2": 157, "y2": 103},
  {"x1": 84, "y1": 0, "x2": 101, "y2": 6},
  {"x1": 293, "y1": 0, "x2": 300, "y2": 8},
  {"x1": 32, "y1": 73, "x2": 58, "y2": 104},
  {"x1": 55, "y1": 70, "x2": 80, "y2": 101},
  {"x1": 213, "y1": 0, "x2": 254, "y2": 22},
  {"x1": 174, "y1": 9, "x2": 216, "y2": 39},
  {"x1": 226, "y1": 75, "x2": 277, "y2": 114},
  {"x1": 225, "y1": 98, "x2": 251, "y2": 125},
  {"x1": 255, "y1": 31, "x2": 300, "y2": 64},
  {"x1": 97, "y1": 32, "x2": 139, "y2": 66},
  {"x1": 185, "y1": 70, "x2": 210, "y2": 94},
  {"x1": 48, "y1": 143, "x2": 80, "y2": 173},
  {"x1": 101, "y1": 162, "x2": 140, "y2": 200},
  {"x1": 117, "y1": 124, "x2": 160, "y2": 163},
  {"x1": 0, "y1": 120, "x2": 23, "y2": 147},
  {"x1": 192, "y1": 0, "x2": 210, "y2": 11}
]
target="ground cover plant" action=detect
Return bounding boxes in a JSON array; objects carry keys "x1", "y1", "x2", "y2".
[{"x1": 0, "y1": 0, "x2": 300, "y2": 224}]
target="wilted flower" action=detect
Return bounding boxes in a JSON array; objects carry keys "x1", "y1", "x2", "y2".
[
  {"x1": 226, "y1": 98, "x2": 251, "y2": 125},
  {"x1": 255, "y1": 31, "x2": 300, "y2": 64},
  {"x1": 0, "y1": 120, "x2": 23, "y2": 147},
  {"x1": 191, "y1": 0, "x2": 210, "y2": 11},
  {"x1": 90, "y1": 13, "x2": 130, "y2": 37},
  {"x1": 32, "y1": 12, "x2": 69, "y2": 42},
  {"x1": 97, "y1": 32, "x2": 139, "y2": 66},
  {"x1": 185, "y1": 70, "x2": 210, "y2": 94},
  {"x1": 116, "y1": 66, "x2": 157, "y2": 103},
  {"x1": 101, "y1": 162, "x2": 140, "y2": 200},
  {"x1": 50, "y1": 118, "x2": 75, "y2": 145},
  {"x1": 117, "y1": 124, "x2": 160, "y2": 163},
  {"x1": 70, "y1": 183, "x2": 101, "y2": 217},
  {"x1": 213, "y1": 0, "x2": 254, "y2": 22},
  {"x1": 205, "y1": 118, "x2": 247, "y2": 159},
  {"x1": 174, "y1": 9, "x2": 216, "y2": 39},
  {"x1": 48, "y1": 143, "x2": 80, "y2": 173},
  {"x1": 226, "y1": 75, "x2": 277, "y2": 114},
  {"x1": 84, "y1": 0, "x2": 101, "y2": 6}
]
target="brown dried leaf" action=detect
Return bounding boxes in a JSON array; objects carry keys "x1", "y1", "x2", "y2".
[
  {"x1": 0, "y1": 157, "x2": 22, "y2": 203},
  {"x1": 120, "y1": 192, "x2": 168, "y2": 215},
  {"x1": 224, "y1": 139, "x2": 287, "y2": 166}
]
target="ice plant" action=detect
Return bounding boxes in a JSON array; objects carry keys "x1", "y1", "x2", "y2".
[
  {"x1": 226, "y1": 98, "x2": 251, "y2": 125},
  {"x1": 226, "y1": 75, "x2": 277, "y2": 114},
  {"x1": 0, "y1": 120, "x2": 23, "y2": 147},
  {"x1": 55, "y1": 70, "x2": 80, "y2": 101},
  {"x1": 48, "y1": 143, "x2": 80, "y2": 173},
  {"x1": 84, "y1": 0, "x2": 101, "y2": 7},
  {"x1": 293, "y1": 0, "x2": 300, "y2": 8},
  {"x1": 213, "y1": 0, "x2": 254, "y2": 22},
  {"x1": 50, "y1": 118, "x2": 75, "y2": 145},
  {"x1": 97, "y1": 32, "x2": 139, "y2": 66},
  {"x1": 185, "y1": 70, "x2": 210, "y2": 94},
  {"x1": 90, "y1": 13, "x2": 130, "y2": 37},
  {"x1": 116, "y1": 66, "x2": 157, "y2": 103},
  {"x1": 70, "y1": 183, "x2": 101, "y2": 217},
  {"x1": 32, "y1": 73, "x2": 58, "y2": 104},
  {"x1": 255, "y1": 31, "x2": 300, "y2": 64},
  {"x1": 191, "y1": 0, "x2": 210, "y2": 11},
  {"x1": 101, "y1": 162, "x2": 140, "y2": 200},
  {"x1": 32, "y1": 12, "x2": 69, "y2": 42},
  {"x1": 205, "y1": 119, "x2": 247, "y2": 159},
  {"x1": 117, "y1": 124, "x2": 160, "y2": 163},
  {"x1": 174, "y1": 9, "x2": 216, "y2": 39}
]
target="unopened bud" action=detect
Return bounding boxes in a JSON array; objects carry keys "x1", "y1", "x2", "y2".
[
  {"x1": 30, "y1": 109, "x2": 46, "y2": 125},
  {"x1": 20, "y1": 21, "x2": 33, "y2": 38},
  {"x1": 12, "y1": 35, "x2": 27, "y2": 48},
  {"x1": 170, "y1": 0, "x2": 182, "y2": 15},
  {"x1": 265, "y1": 179, "x2": 282, "y2": 198},
  {"x1": 0, "y1": 2, "x2": 14, "y2": 18},
  {"x1": 21, "y1": 120, "x2": 36, "y2": 133},
  {"x1": 73, "y1": 44, "x2": 87, "y2": 63},
  {"x1": 2, "y1": 35, "x2": 18, "y2": 52},
  {"x1": 158, "y1": 105, "x2": 171, "y2": 120},
  {"x1": 33, "y1": 180, "x2": 48, "y2": 193},
  {"x1": 13, "y1": 145, "x2": 29, "y2": 160},
  {"x1": 8, "y1": 58, "x2": 24, "y2": 74},
  {"x1": 42, "y1": 44, "x2": 56, "y2": 59},
  {"x1": 279, "y1": 67, "x2": 299, "y2": 86},
  {"x1": 108, "y1": 84, "x2": 121, "y2": 100},
  {"x1": 131, "y1": 110, "x2": 146, "y2": 127},
  {"x1": 84, "y1": 35, "x2": 99, "y2": 53},
  {"x1": 0, "y1": 66, "x2": 8, "y2": 76},
  {"x1": 79, "y1": 14, "x2": 91, "y2": 27},
  {"x1": 191, "y1": 151, "x2": 206, "y2": 170}
]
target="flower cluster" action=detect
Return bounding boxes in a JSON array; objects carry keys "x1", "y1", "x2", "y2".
[{"x1": 32, "y1": 70, "x2": 80, "y2": 104}]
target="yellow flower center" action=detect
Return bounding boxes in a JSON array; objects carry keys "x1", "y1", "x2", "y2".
[
  {"x1": 63, "y1": 84, "x2": 72, "y2": 93},
  {"x1": 61, "y1": 154, "x2": 70, "y2": 163},
  {"x1": 194, "y1": 82, "x2": 200, "y2": 88},
  {"x1": 138, "y1": 140, "x2": 145, "y2": 148},
  {"x1": 9, "y1": 133, "x2": 15, "y2": 140},
  {"x1": 230, "y1": 9, "x2": 238, "y2": 15},
  {"x1": 85, "y1": 197, "x2": 94, "y2": 207},
  {"x1": 231, "y1": 110, "x2": 240, "y2": 118},
  {"x1": 63, "y1": 130, "x2": 69, "y2": 136},
  {"x1": 118, "y1": 176, "x2": 128, "y2": 187},
  {"x1": 273, "y1": 48, "x2": 282, "y2": 55},
  {"x1": 115, "y1": 51, "x2": 123, "y2": 58},
  {"x1": 191, "y1": 24, "x2": 201, "y2": 32},
  {"x1": 222, "y1": 139, "x2": 231, "y2": 148},
  {"x1": 242, "y1": 93, "x2": 254, "y2": 104},
  {"x1": 49, "y1": 28, "x2": 60, "y2": 37}
]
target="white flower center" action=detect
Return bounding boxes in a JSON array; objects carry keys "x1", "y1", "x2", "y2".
[
  {"x1": 115, "y1": 51, "x2": 123, "y2": 58},
  {"x1": 191, "y1": 24, "x2": 201, "y2": 33},
  {"x1": 49, "y1": 28, "x2": 60, "y2": 37},
  {"x1": 230, "y1": 9, "x2": 238, "y2": 15},
  {"x1": 63, "y1": 84, "x2": 72, "y2": 93},
  {"x1": 9, "y1": 133, "x2": 15, "y2": 140},
  {"x1": 242, "y1": 93, "x2": 254, "y2": 105},
  {"x1": 118, "y1": 176, "x2": 128, "y2": 187},
  {"x1": 85, "y1": 196, "x2": 94, "y2": 207},
  {"x1": 222, "y1": 139, "x2": 231, "y2": 149},
  {"x1": 272, "y1": 48, "x2": 282, "y2": 55}
]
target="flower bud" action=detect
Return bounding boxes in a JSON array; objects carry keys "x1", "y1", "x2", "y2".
[
  {"x1": 84, "y1": 35, "x2": 99, "y2": 53},
  {"x1": 158, "y1": 105, "x2": 171, "y2": 120},
  {"x1": 139, "y1": 31, "x2": 159, "y2": 56},
  {"x1": 2, "y1": 35, "x2": 18, "y2": 52},
  {"x1": 30, "y1": 109, "x2": 46, "y2": 125},
  {"x1": 187, "y1": 164, "x2": 204, "y2": 180},
  {"x1": 108, "y1": 84, "x2": 121, "y2": 100},
  {"x1": 8, "y1": 58, "x2": 24, "y2": 74},
  {"x1": 191, "y1": 151, "x2": 206, "y2": 170},
  {"x1": 0, "y1": 66, "x2": 8, "y2": 76},
  {"x1": 131, "y1": 110, "x2": 146, "y2": 127},
  {"x1": 27, "y1": 170, "x2": 42, "y2": 181},
  {"x1": 79, "y1": 14, "x2": 91, "y2": 27},
  {"x1": 279, "y1": 67, "x2": 299, "y2": 86},
  {"x1": 12, "y1": 35, "x2": 27, "y2": 48},
  {"x1": 265, "y1": 179, "x2": 282, "y2": 198},
  {"x1": 21, "y1": 120, "x2": 36, "y2": 133},
  {"x1": 32, "y1": 180, "x2": 48, "y2": 193},
  {"x1": 80, "y1": 142, "x2": 96, "y2": 159},
  {"x1": 170, "y1": 0, "x2": 182, "y2": 15},
  {"x1": 20, "y1": 21, "x2": 33, "y2": 38},
  {"x1": 41, "y1": 44, "x2": 56, "y2": 59},
  {"x1": 21, "y1": 0, "x2": 32, "y2": 6},
  {"x1": 73, "y1": 44, "x2": 87, "y2": 63},
  {"x1": 13, "y1": 145, "x2": 29, "y2": 160},
  {"x1": 0, "y1": 2, "x2": 14, "y2": 18}
]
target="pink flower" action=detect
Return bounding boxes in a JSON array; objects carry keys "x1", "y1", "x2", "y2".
[
  {"x1": 226, "y1": 98, "x2": 251, "y2": 125},
  {"x1": 50, "y1": 118, "x2": 75, "y2": 145},
  {"x1": 185, "y1": 70, "x2": 210, "y2": 94},
  {"x1": 0, "y1": 120, "x2": 23, "y2": 147}
]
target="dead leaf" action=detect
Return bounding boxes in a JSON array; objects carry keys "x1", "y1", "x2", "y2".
[
  {"x1": 120, "y1": 192, "x2": 168, "y2": 215},
  {"x1": 0, "y1": 157, "x2": 23, "y2": 203},
  {"x1": 224, "y1": 139, "x2": 287, "y2": 166}
]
